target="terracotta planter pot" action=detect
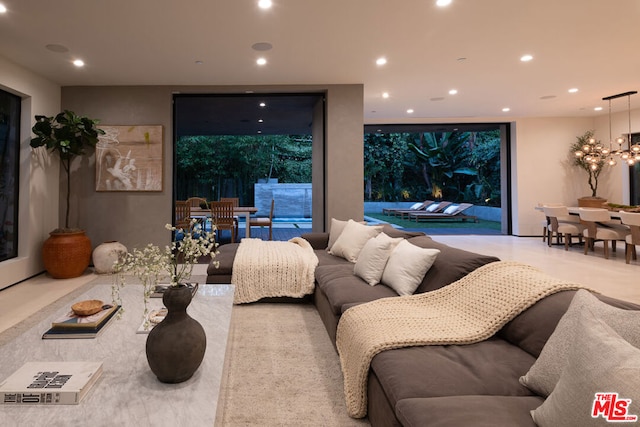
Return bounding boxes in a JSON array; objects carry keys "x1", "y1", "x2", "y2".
[
  {"x1": 42, "y1": 230, "x2": 92, "y2": 279},
  {"x1": 577, "y1": 197, "x2": 607, "y2": 208}
]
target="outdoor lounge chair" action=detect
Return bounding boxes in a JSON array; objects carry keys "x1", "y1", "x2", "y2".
[
  {"x1": 382, "y1": 200, "x2": 434, "y2": 218},
  {"x1": 408, "y1": 203, "x2": 478, "y2": 223}
]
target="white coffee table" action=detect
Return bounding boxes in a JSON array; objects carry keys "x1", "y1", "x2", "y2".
[{"x1": 0, "y1": 283, "x2": 234, "y2": 426}]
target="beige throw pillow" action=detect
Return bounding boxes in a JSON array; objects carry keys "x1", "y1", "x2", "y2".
[
  {"x1": 520, "y1": 290, "x2": 640, "y2": 397},
  {"x1": 327, "y1": 218, "x2": 349, "y2": 250},
  {"x1": 531, "y1": 309, "x2": 640, "y2": 427},
  {"x1": 381, "y1": 240, "x2": 440, "y2": 296},
  {"x1": 329, "y1": 220, "x2": 383, "y2": 262},
  {"x1": 353, "y1": 233, "x2": 403, "y2": 286}
]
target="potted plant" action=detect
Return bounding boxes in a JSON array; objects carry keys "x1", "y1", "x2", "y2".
[
  {"x1": 570, "y1": 130, "x2": 607, "y2": 208},
  {"x1": 30, "y1": 110, "x2": 105, "y2": 278}
]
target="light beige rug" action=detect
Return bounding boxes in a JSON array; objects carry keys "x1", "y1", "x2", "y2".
[{"x1": 215, "y1": 303, "x2": 370, "y2": 426}]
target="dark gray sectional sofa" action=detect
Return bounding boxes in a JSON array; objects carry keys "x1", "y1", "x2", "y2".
[{"x1": 207, "y1": 224, "x2": 640, "y2": 426}]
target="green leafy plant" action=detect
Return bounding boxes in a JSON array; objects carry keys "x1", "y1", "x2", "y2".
[
  {"x1": 570, "y1": 130, "x2": 603, "y2": 198},
  {"x1": 30, "y1": 110, "x2": 104, "y2": 230}
]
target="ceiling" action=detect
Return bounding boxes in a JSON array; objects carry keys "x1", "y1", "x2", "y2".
[{"x1": 1, "y1": 0, "x2": 640, "y2": 123}]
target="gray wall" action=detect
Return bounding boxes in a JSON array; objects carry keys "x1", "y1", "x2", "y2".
[{"x1": 61, "y1": 84, "x2": 363, "y2": 250}]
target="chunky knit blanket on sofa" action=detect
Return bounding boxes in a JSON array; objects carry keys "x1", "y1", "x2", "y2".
[
  {"x1": 231, "y1": 237, "x2": 318, "y2": 304},
  {"x1": 336, "y1": 261, "x2": 585, "y2": 418}
]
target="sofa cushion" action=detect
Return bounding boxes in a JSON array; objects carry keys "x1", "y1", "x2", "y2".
[
  {"x1": 329, "y1": 220, "x2": 383, "y2": 262},
  {"x1": 379, "y1": 224, "x2": 426, "y2": 239},
  {"x1": 327, "y1": 218, "x2": 349, "y2": 250},
  {"x1": 396, "y1": 396, "x2": 542, "y2": 427},
  {"x1": 406, "y1": 236, "x2": 500, "y2": 294},
  {"x1": 520, "y1": 290, "x2": 640, "y2": 397},
  {"x1": 531, "y1": 309, "x2": 640, "y2": 426},
  {"x1": 381, "y1": 240, "x2": 440, "y2": 295},
  {"x1": 370, "y1": 337, "x2": 536, "y2": 409},
  {"x1": 353, "y1": 233, "x2": 403, "y2": 286},
  {"x1": 314, "y1": 264, "x2": 398, "y2": 315}
]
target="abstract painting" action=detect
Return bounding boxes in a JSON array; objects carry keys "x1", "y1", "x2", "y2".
[{"x1": 96, "y1": 125, "x2": 163, "y2": 191}]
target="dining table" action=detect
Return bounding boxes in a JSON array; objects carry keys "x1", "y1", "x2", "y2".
[
  {"x1": 190, "y1": 206, "x2": 258, "y2": 238},
  {"x1": 535, "y1": 206, "x2": 625, "y2": 220}
]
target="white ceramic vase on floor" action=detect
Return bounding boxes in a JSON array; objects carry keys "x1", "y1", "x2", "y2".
[{"x1": 92, "y1": 241, "x2": 128, "y2": 274}]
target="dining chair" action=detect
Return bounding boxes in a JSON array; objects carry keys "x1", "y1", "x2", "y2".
[
  {"x1": 538, "y1": 202, "x2": 563, "y2": 243},
  {"x1": 618, "y1": 211, "x2": 640, "y2": 264},
  {"x1": 210, "y1": 201, "x2": 236, "y2": 243},
  {"x1": 249, "y1": 199, "x2": 274, "y2": 240},
  {"x1": 186, "y1": 197, "x2": 208, "y2": 209},
  {"x1": 175, "y1": 200, "x2": 191, "y2": 229},
  {"x1": 578, "y1": 208, "x2": 629, "y2": 259},
  {"x1": 542, "y1": 206, "x2": 584, "y2": 250},
  {"x1": 220, "y1": 197, "x2": 240, "y2": 236}
]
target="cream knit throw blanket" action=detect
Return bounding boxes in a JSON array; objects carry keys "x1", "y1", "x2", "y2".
[
  {"x1": 336, "y1": 261, "x2": 585, "y2": 418},
  {"x1": 231, "y1": 237, "x2": 318, "y2": 304}
]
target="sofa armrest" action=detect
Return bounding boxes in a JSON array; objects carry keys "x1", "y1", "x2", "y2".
[{"x1": 301, "y1": 232, "x2": 330, "y2": 250}]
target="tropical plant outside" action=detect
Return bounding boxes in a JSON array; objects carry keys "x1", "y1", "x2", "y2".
[{"x1": 176, "y1": 129, "x2": 501, "y2": 207}]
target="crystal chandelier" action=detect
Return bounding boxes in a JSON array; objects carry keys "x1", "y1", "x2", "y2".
[{"x1": 575, "y1": 91, "x2": 640, "y2": 168}]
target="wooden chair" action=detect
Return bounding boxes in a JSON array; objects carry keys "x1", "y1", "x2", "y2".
[
  {"x1": 542, "y1": 205, "x2": 584, "y2": 250},
  {"x1": 249, "y1": 199, "x2": 274, "y2": 240},
  {"x1": 186, "y1": 197, "x2": 208, "y2": 228},
  {"x1": 619, "y1": 211, "x2": 640, "y2": 264},
  {"x1": 578, "y1": 208, "x2": 629, "y2": 259},
  {"x1": 220, "y1": 197, "x2": 240, "y2": 236},
  {"x1": 210, "y1": 201, "x2": 236, "y2": 243},
  {"x1": 175, "y1": 201, "x2": 191, "y2": 229}
]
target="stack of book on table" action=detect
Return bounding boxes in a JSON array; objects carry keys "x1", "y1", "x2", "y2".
[
  {"x1": 42, "y1": 301, "x2": 121, "y2": 339},
  {"x1": 0, "y1": 361, "x2": 103, "y2": 404}
]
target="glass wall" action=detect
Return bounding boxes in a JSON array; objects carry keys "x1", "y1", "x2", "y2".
[{"x1": 0, "y1": 89, "x2": 20, "y2": 262}]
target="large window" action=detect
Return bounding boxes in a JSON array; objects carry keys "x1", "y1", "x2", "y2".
[{"x1": 0, "y1": 89, "x2": 20, "y2": 262}]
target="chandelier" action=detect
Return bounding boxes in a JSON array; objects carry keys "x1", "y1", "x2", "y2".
[{"x1": 575, "y1": 90, "x2": 640, "y2": 169}]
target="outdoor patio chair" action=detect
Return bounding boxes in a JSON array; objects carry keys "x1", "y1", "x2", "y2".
[
  {"x1": 408, "y1": 202, "x2": 478, "y2": 223},
  {"x1": 175, "y1": 200, "x2": 191, "y2": 229},
  {"x1": 220, "y1": 197, "x2": 240, "y2": 236},
  {"x1": 186, "y1": 197, "x2": 208, "y2": 226},
  {"x1": 249, "y1": 199, "x2": 274, "y2": 240},
  {"x1": 210, "y1": 201, "x2": 236, "y2": 243},
  {"x1": 382, "y1": 200, "x2": 433, "y2": 218}
]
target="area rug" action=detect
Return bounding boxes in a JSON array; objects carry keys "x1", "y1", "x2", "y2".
[{"x1": 215, "y1": 303, "x2": 370, "y2": 426}]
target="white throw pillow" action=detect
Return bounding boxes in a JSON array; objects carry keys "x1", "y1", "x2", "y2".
[
  {"x1": 443, "y1": 205, "x2": 459, "y2": 215},
  {"x1": 425, "y1": 203, "x2": 440, "y2": 212},
  {"x1": 353, "y1": 233, "x2": 404, "y2": 286},
  {"x1": 327, "y1": 218, "x2": 349, "y2": 250},
  {"x1": 329, "y1": 220, "x2": 383, "y2": 262},
  {"x1": 381, "y1": 240, "x2": 440, "y2": 296},
  {"x1": 520, "y1": 290, "x2": 640, "y2": 397},
  {"x1": 531, "y1": 309, "x2": 640, "y2": 427}
]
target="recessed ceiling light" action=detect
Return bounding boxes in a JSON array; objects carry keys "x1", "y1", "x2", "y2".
[
  {"x1": 436, "y1": 0, "x2": 452, "y2": 7},
  {"x1": 258, "y1": 119, "x2": 264, "y2": 123},
  {"x1": 520, "y1": 54, "x2": 533, "y2": 62},
  {"x1": 259, "y1": 102, "x2": 266, "y2": 107},
  {"x1": 256, "y1": 57, "x2": 267, "y2": 66},
  {"x1": 382, "y1": 92, "x2": 389, "y2": 99},
  {"x1": 502, "y1": 107, "x2": 510, "y2": 112},
  {"x1": 195, "y1": 60, "x2": 204, "y2": 65},
  {"x1": 0, "y1": 4, "x2": 7, "y2": 13},
  {"x1": 449, "y1": 89, "x2": 458, "y2": 95},
  {"x1": 257, "y1": 130, "x2": 263, "y2": 134},
  {"x1": 540, "y1": 95, "x2": 556, "y2": 100},
  {"x1": 72, "y1": 59, "x2": 85, "y2": 67},
  {"x1": 406, "y1": 109, "x2": 414, "y2": 114},
  {"x1": 376, "y1": 57, "x2": 387, "y2": 66},
  {"x1": 258, "y1": 0, "x2": 272, "y2": 9},
  {"x1": 568, "y1": 88, "x2": 579, "y2": 93},
  {"x1": 594, "y1": 106, "x2": 603, "y2": 111}
]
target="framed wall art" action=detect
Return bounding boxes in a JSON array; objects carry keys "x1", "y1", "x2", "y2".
[{"x1": 96, "y1": 125, "x2": 163, "y2": 192}]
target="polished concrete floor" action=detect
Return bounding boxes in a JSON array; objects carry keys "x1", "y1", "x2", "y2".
[{"x1": 1, "y1": 235, "x2": 638, "y2": 335}]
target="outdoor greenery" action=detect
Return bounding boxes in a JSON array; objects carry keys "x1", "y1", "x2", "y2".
[
  {"x1": 365, "y1": 130, "x2": 501, "y2": 206},
  {"x1": 177, "y1": 129, "x2": 502, "y2": 207},
  {"x1": 176, "y1": 135, "x2": 312, "y2": 203}
]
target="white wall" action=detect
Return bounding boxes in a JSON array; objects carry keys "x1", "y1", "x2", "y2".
[{"x1": 0, "y1": 55, "x2": 61, "y2": 290}]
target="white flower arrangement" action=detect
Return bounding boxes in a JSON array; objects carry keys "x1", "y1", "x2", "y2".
[{"x1": 112, "y1": 220, "x2": 219, "y2": 319}]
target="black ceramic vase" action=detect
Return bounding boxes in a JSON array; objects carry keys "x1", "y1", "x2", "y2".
[{"x1": 145, "y1": 284, "x2": 207, "y2": 383}]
